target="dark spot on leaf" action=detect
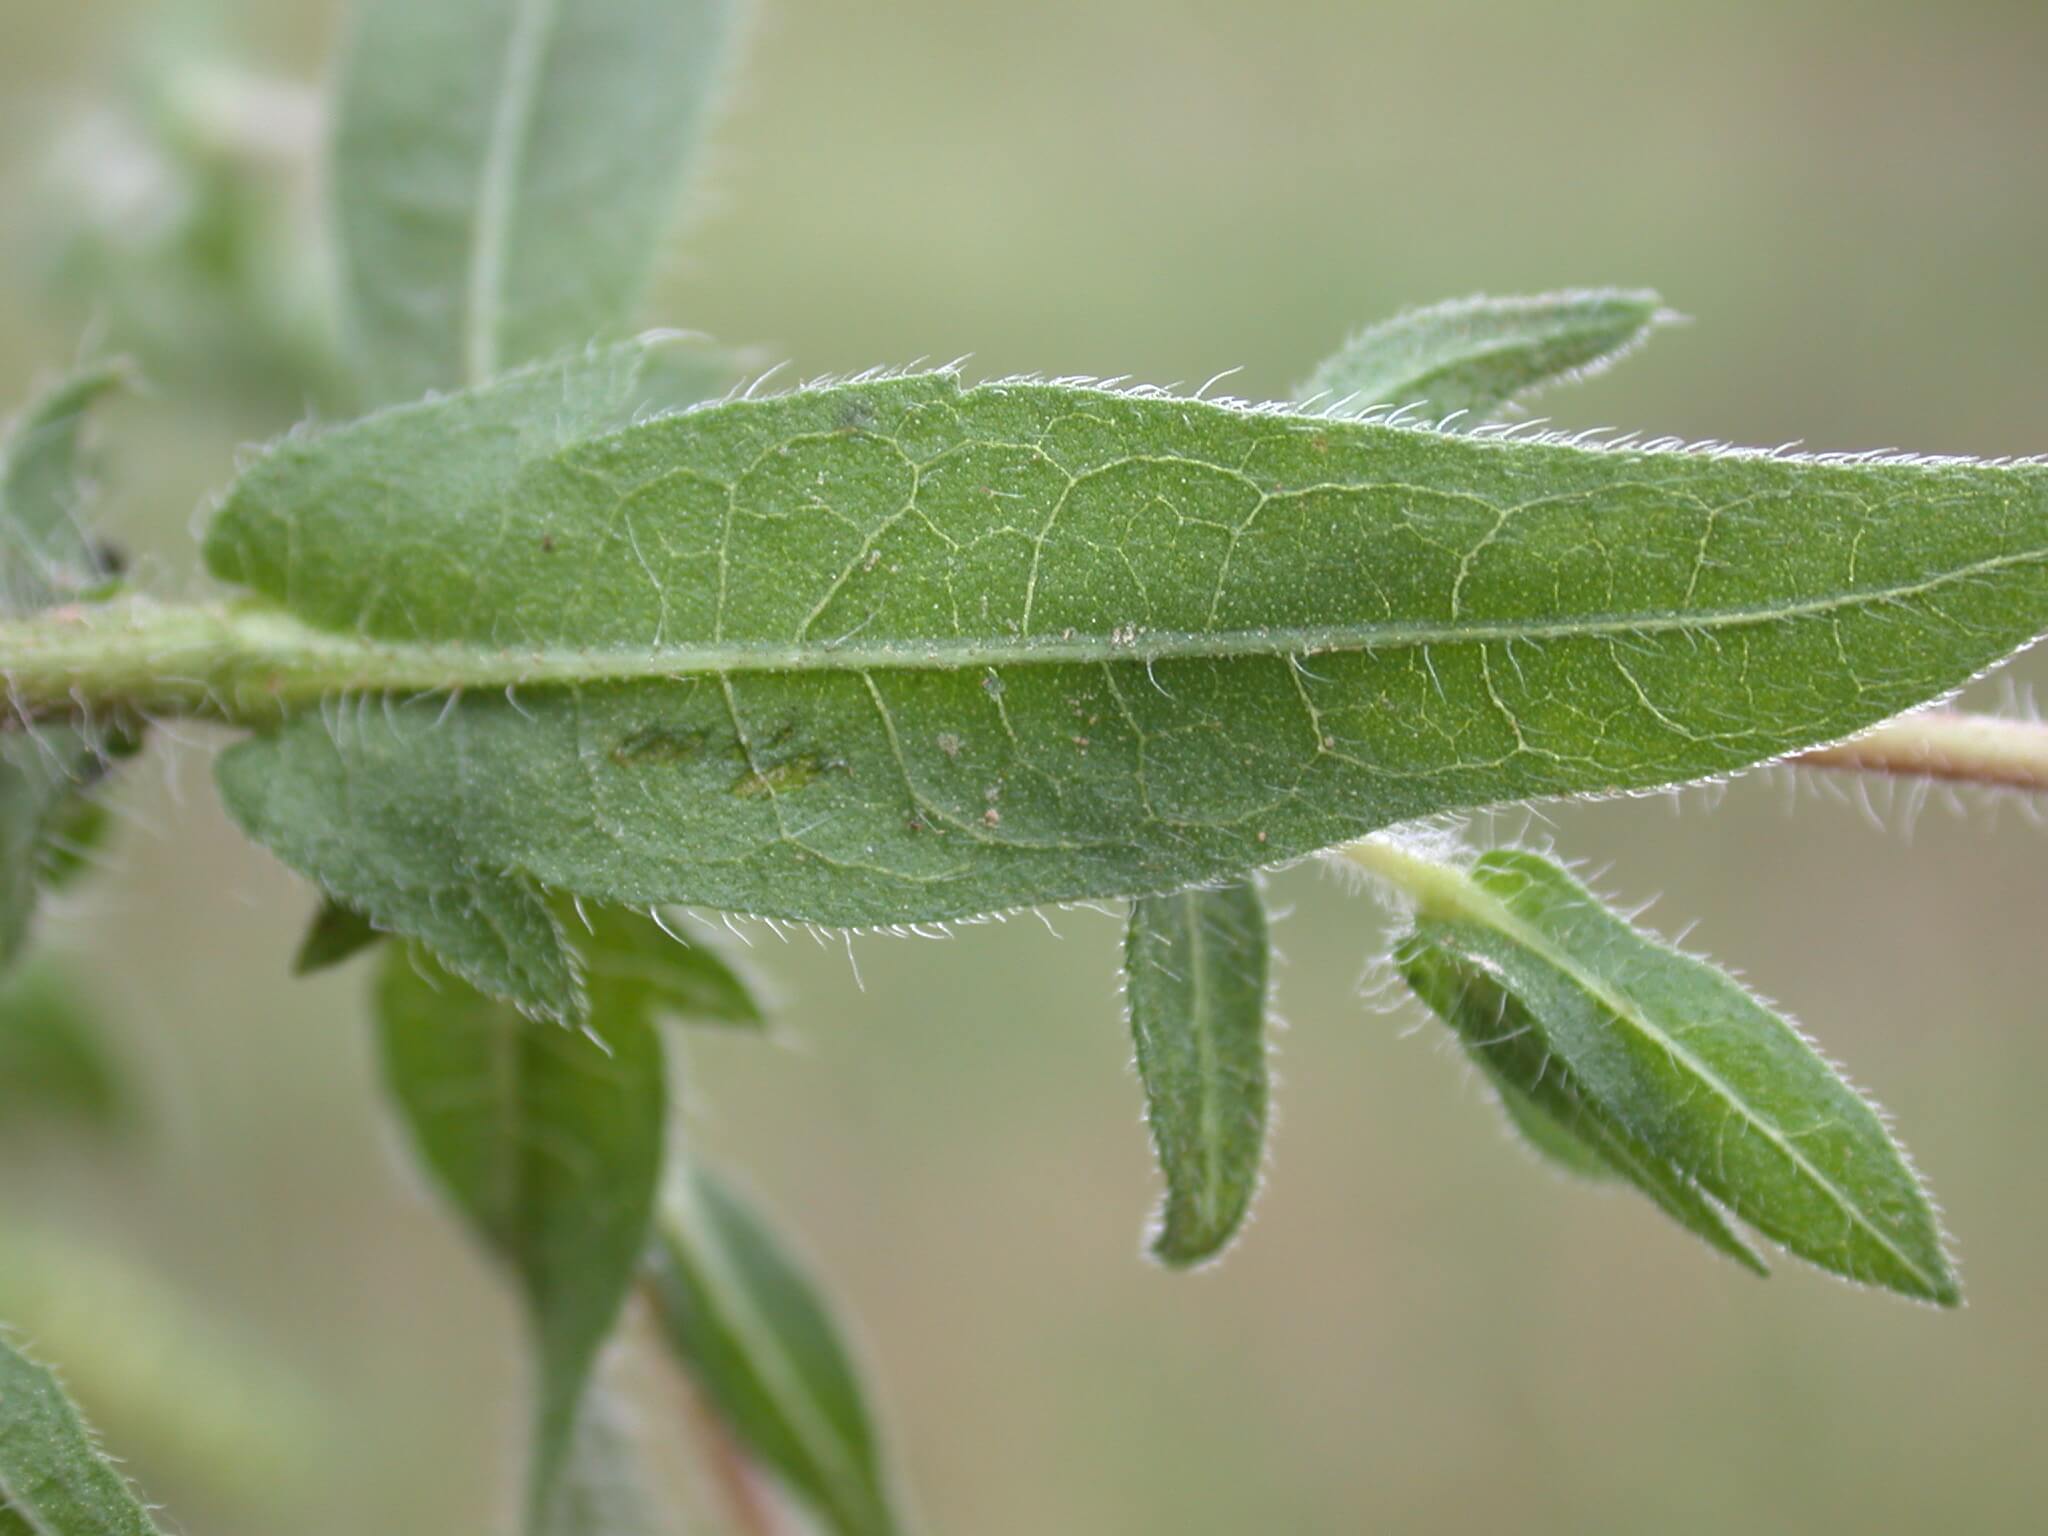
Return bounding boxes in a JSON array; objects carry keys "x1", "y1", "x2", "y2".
[{"x1": 611, "y1": 724, "x2": 709, "y2": 765}]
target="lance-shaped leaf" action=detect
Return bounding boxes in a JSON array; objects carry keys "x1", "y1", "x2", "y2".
[
  {"x1": 1397, "y1": 935, "x2": 1768, "y2": 1274},
  {"x1": 645, "y1": 1166, "x2": 902, "y2": 1536},
  {"x1": 1, "y1": 368, "x2": 131, "y2": 968},
  {"x1": 376, "y1": 943, "x2": 668, "y2": 1520},
  {"x1": 1396, "y1": 849, "x2": 1954, "y2": 1302},
  {"x1": 0, "y1": 1334, "x2": 162, "y2": 1535},
  {"x1": 1297, "y1": 289, "x2": 1668, "y2": 425},
  {"x1": 205, "y1": 369, "x2": 2048, "y2": 973},
  {"x1": 333, "y1": 0, "x2": 741, "y2": 401},
  {"x1": 1124, "y1": 880, "x2": 1271, "y2": 1266}
]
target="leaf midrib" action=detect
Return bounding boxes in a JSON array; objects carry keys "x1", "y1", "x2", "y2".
[{"x1": 152, "y1": 541, "x2": 2048, "y2": 698}]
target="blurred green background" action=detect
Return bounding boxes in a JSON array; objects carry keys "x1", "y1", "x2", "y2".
[{"x1": 4, "y1": 1, "x2": 2047, "y2": 1531}]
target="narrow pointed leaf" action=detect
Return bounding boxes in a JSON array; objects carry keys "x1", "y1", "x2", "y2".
[
  {"x1": 1398, "y1": 935, "x2": 1769, "y2": 1274},
  {"x1": 333, "y1": 0, "x2": 740, "y2": 400},
  {"x1": 292, "y1": 897, "x2": 382, "y2": 975},
  {"x1": 1297, "y1": 289, "x2": 1667, "y2": 425},
  {"x1": 645, "y1": 1166, "x2": 901, "y2": 1536},
  {"x1": 204, "y1": 371, "x2": 2048, "y2": 954},
  {"x1": 1402, "y1": 850, "x2": 1954, "y2": 1302},
  {"x1": 1124, "y1": 880, "x2": 1271, "y2": 1266},
  {"x1": 375, "y1": 943, "x2": 668, "y2": 1520},
  {"x1": 1, "y1": 368, "x2": 132, "y2": 968},
  {"x1": 0, "y1": 1334, "x2": 162, "y2": 1534}
]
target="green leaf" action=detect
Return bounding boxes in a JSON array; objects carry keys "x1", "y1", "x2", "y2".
[
  {"x1": 206, "y1": 369, "x2": 2048, "y2": 959},
  {"x1": 1397, "y1": 934, "x2": 1769, "y2": 1275},
  {"x1": 1, "y1": 368, "x2": 133, "y2": 969},
  {"x1": 1394, "y1": 849, "x2": 1954, "y2": 1302},
  {"x1": 332, "y1": 0, "x2": 741, "y2": 401},
  {"x1": 376, "y1": 942, "x2": 668, "y2": 1520},
  {"x1": 220, "y1": 337, "x2": 735, "y2": 1020},
  {"x1": 0, "y1": 957, "x2": 127, "y2": 1131},
  {"x1": 0, "y1": 1333, "x2": 162, "y2": 1535},
  {"x1": 292, "y1": 896, "x2": 382, "y2": 975},
  {"x1": 1124, "y1": 880, "x2": 1271, "y2": 1267},
  {"x1": 645, "y1": 1166, "x2": 901, "y2": 1536},
  {"x1": 574, "y1": 904, "x2": 766, "y2": 1032},
  {"x1": 1297, "y1": 289, "x2": 1668, "y2": 426}
]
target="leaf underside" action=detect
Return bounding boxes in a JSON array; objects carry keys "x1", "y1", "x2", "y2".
[
  {"x1": 1125, "y1": 880, "x2": 1271, "y2": 1266},
  {"x1": 1398, "y1": 851, "x2": 1955, "y2": 1303},
  {"x1": 207, "y1": 359, "x2": 2048, "y2": 1012}
]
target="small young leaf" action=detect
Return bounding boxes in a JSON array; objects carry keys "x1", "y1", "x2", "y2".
[
  {"x1": 376, "y1": 943, "x2": 668, "y2": 1519},
  {"x1": 207, "y1": 372, "x2": 2048, "y2": 939},
  {"x1": 1297, "y1": 289, "x2": 1668, "y2": 425},
  {"x1": 574, "y1": 905, "x2": 766, "y2": 1032},
  {"x1": 332, "y1": 0, "x2": 741, "y2": 401},
  {"x1": 1398, "y1": 936, "x2": 1768, "y2": 1274},
  {"x1": 1399, "y1": 850, "x2": 1954, "y2": 1303},
  {"x1": 0, "y1": 1334, "x2": 162, "y2": 1535},
  {"x1": 645, "y1": 1166, "x2": 902, "y2": 1536},
  {"x1": 0, "y1": 958, "x2": 127, "y2": 1131},
  {"x1": 292, "y1": 896, "x2": 382, "y2": 975},
  {"x1": 1124, "y1": 880, "x2": 1271, "y2": 1266}
]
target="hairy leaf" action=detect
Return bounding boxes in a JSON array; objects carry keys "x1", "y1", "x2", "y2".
[
  {"x1": 1298, "y1": 289, "x2": 1667, "y2": 426},
  {"x1": 0, "y1": 1334, "x2": 161, "y2": 1535},
  {"x1": 376, "y1": 943, "x2": 668, "y2": 1518},
  {"x1": 207, "y1": 370, "x2": 2048, "y2": 973},
  {"x1": 218, "y1": 339, "x2": 735, "y2": 1019},
  {"x1": 1124, "y1": 880, "x2": 1270, "y2": 1266},
  {"x1": 1398, "y1": 935, "x2": 1768, "y2": 1274},
  {"x1": 333, "y1": 0, "x2": 740, "y2": 401},
  {"x1": 1398, "y1": 850, "x2": 1953, "y2": 1302},
  {"x1": 292, "y1": 896, "x2": 382, "y2": 975},
  {"x1": 646, "y1": 1166, "x2": 901, "y2": 1536},
  {"x1": 1, "y1": 369, "x2": 130, "y2": 967}
]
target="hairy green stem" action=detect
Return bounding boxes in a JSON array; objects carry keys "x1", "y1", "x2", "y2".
[{"x1": 6, "y1": 600, "x2": 2048, "y2": 801}]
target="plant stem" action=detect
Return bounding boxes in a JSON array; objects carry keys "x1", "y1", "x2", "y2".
[{"x1": 1789, "y1": 711, "x2": 2048, "y2": 793}]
